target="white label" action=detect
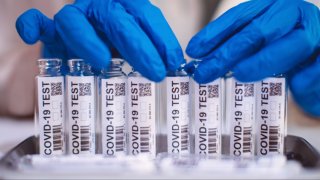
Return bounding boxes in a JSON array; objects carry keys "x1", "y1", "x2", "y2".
[
  {"x1": 66, "y1": 75, "x2": 95, "y2": 155},
  {"x1": 37, "y1": 76, "x2": 65, "y2": 156},
  {"x1": 127, "y1": 76, "x2": 156, "y2": 157},
  {"x1": 226, "y1": 78, "x2": 255, "y2": 157},
  {"x1": 193, "y1": 79, "x2": 222, "y2": 156},
  {"x1": 101, "y1": 78, "x2": 126, "y2": 156},
  {"x1": 257, "y1": 78, "x2": 286, "y2": 156},
  {"x1": 166, "y1": 76, "x2": 190, "y2": 154}
]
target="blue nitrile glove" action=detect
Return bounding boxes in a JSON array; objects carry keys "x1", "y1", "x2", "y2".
[
  {"x1": 16, "y1": 9, "x2": 72, "y2": 74},
  {"x1": 16, "y1": 0, "x2": 184, "y2": 82},
  {"x1": 186, "y1": 0, "x2": 320, "y2": 117},
  {"x1": 289, "y1": 54, "x2": 320, "y2": 116}
]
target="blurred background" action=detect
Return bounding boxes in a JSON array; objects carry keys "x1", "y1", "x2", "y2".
[{"x1": 0, "y1": 0, "x2": 319, "y2": 157}]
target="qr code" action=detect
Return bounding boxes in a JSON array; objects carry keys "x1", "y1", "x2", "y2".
[
  {"x1": 270, "y1": 83, "x2": 282, "y2": 96},
  {"x1": 51, "y1": 82, "x2": 62, "y2": 96},
  {"x1": 180, "y1": 82, "x2": 189, "y2": 95},
  {"x1": 139, "y1": 83, "x2": 152, "y2": 97},
  {"x1": 79, "y1": 83, "x2": 92, "y2": 96},
  {"x1": 244, "y1": 84, "x2": 254, "y2": 97},
  {"x1": 115, "y1": 83, "x2": 125, "y2": 96},
  {"x1": 208, "y1": 85, "x2": 219, "y2": 98}
]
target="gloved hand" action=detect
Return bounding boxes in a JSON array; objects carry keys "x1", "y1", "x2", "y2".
[
  {"x1": 16, "y1": 0, "x2": 184, "y2": 82},
  {"x1": 186, "y1": 0, "x2": 320, "y2": 116},
  {"x1": 289, "y1": 54, "x2": 320, "y2": 116}
]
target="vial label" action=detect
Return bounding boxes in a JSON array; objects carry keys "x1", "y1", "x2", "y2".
[
  {"x1": 193, "y1": 79, "x2": 222, "y2": 156},
  {"x1": 257, "y1": 77, "x2": 286, "y2": 156},
  {"x1": 37, "y1": 76, "x2": 65, "y2": 156},
  {"x1": 127, "y1": 76, "x2": 156, "y2": 157},
  {"x1": 166, "y1": 76, "x2": 190, "y2": 154},
  {"x1": 101, "y1": 78, "x2": 126, "y2": 156},
  {"x1": 227, "y1": 78, "x2": 255, "y2": 157},
  {"x1": 66, "y1": 76, "x2": 95, "y2": 155}
]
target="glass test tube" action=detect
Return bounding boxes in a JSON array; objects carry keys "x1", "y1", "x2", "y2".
[
  {"x1": 98, "y1": 58, "x2": 127, "y2": 156},
  {"x1": 36, "y1": 59, "x2": 65, "y2": 156},
  {"x1": 256, "y1": 75, "x2": 287, "y2": 156},
  {"x1": 66, "y1": 59, "x2": 96, "y2": 155},
  {"x1": 225, "y1": 75, "x2": 256, "y2": 158},
  {"x1": 127, "y1": 69, "x2": 157, "y2": 157}
]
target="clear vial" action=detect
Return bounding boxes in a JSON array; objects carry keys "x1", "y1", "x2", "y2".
[
  {"x1": 66, "y1": 59, "x2": 96, "y2": 155},
  {"x1": 127, "y1": 68, "x2": 157, "y2": 158},
  {"x1": 225, "y1": 73, "x2": 256, "y2": 158},
  {"x1": 162, "y1": 65, "x2": 190, "y2": 155},
  {"x1": 98, "y1": 58, "x2": 127, "y2": 156},
  {"x1": 189, "y1": 65, "x2": 223, "y2": 157},
  {"x1": 36, "y1": 59, "x2": 65, "y2": 156},
  {"x1": 256, "y1": 75, "x2": 287, "y2": 156}
]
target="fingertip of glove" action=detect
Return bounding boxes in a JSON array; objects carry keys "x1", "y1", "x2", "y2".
[
  {"x1": 186, "y1": 36, "x2": 204, "y2": 58},
  {"x1": 149, "y1": 65, "x2": 166, "y2": 82},
  {"x1": 88, "y1": 54, "x2": 112, "y2": 71},
  {"x1": 166, "y1": 49, "x2": 185, "y2": 71},
  {"x1": 232, "y1": 60, "x2": 267, "y2": 83},
  {"x1": 193, "y1": 68, "x2": 215, "y2": 84},
  {"x1": 186, "y1": 41, "x2": 198, "y2": 58},
  {"x1": 144, "y1": 59, "x2": 166, "y2": 82},
  {"x1": 152, "y1": 73, "x2": 166, "y2": 83},
  {"x1": 233, "y1": 75, "x2": 258, "y2": 83},
  {"x1": 233, "y1": 68, "x2": 255, "y2": 83},
  {"x1": 193, "y1": 59, "x2": 224, "y2": 84},
  {"x1": 16, "y1": 9, "x2": 42, "y2": 44}
]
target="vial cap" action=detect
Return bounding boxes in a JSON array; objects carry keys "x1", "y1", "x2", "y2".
[
  {"x1": 179, "y1": 63, "x2": 187, "y2": 71},
  {"x1": 225, "y1": 71, "x2": 234, "y2": 78},
  {"x1": 68, "y1": 59, "x2": 91, "y2": 68},
  {"x1": 37, "y1": 59, "x2": 62, "y2": 68},
  {"x1": 167, "y1": 61, "x2": 188, "y2": 75},
  {"x1": 110, "y1": 58, "x2": 125, "y2": 66}
]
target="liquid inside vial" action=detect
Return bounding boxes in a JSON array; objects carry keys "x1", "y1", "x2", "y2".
[
  {"x1": 165, "y1": 67, "x2": 190, "y2": 154},
  {"x1": 256, "y1": 77, "x2": 287, "y2": 156},
  {"x1": 66, "y1": 59, "x2": 96, "y2": 155},
  {"x1": 191, "y1": 78, "x2": 223, "y2": 157},
  {"x1": 99, "y1": 58, "x2": 127, "y2": 156},
  {"x1": 225, "y1": 76, "x2": 255, "y2": 157},
  {"x1": 36, "y1": 59, "x2": 65, "y2": 156},
  {"x1": 127, "y1": 70, "x2": 156, "y2": 157}
]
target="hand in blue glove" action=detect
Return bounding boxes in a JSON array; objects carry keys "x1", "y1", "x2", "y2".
[
  {"x1": 186, "y1": 0, "x2": 320, "y2": 116},
  {"x1": 16, "y1": 0, "x2": 184, "y2": 82},
  {"x1": 289, "y1": 54, "x2": 320, "y2": 116}
]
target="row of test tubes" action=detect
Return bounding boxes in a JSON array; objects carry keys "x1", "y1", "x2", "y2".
[{"x1": 35, "y1": 58, "x2": 287, "y2": 158}]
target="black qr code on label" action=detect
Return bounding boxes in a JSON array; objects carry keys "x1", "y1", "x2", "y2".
[
  {"x1": 115, "y1": 83, "x2": 125, "y2": 96},
  {"x1": 51, "y1": 82, "x2": 62, "y2": 96},
  {"x1": 208, "y1": 85, "x2": 219, "y2": 98},
  {"x1": 244, "y1": 84, "x2": 254, "y2": 97},
  {"x1": 270, "y1": 83, "x2": 282, "y2": 96},
  {"x1": 180, "y1": 82, "x2": 189, "y2": 95},
  {"x1": 79, "y1": 83, "x2": 92, "y2": 96},
  {"x1": 139, "y1": 83, "x2": 152, "y2": 97}
]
